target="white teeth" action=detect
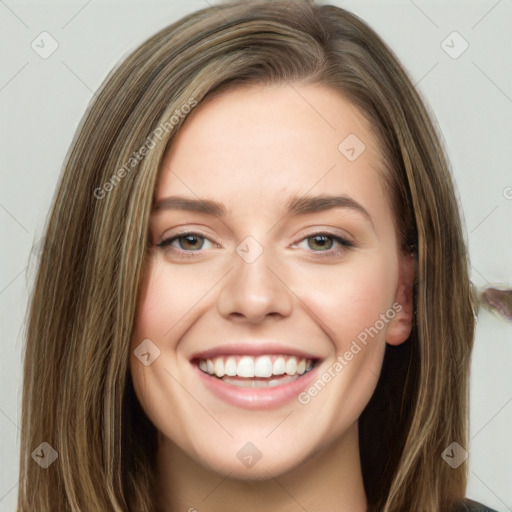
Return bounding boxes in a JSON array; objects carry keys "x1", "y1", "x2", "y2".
[
  {"x1": 214, "y1": 358, "x2": 225, "y2": 377},
  {"x1": 273, "y1": 356, "x2": 286, "y2": 375},
  {"x1": 285, "y1": 357, "x2": 297, "y2": 375},
  {"x1": 197, "y1": 354, "x2": 315, "y2": 378},
  {"x1": 237, "y1": 356, "x2": 255, "y2": 378},
  {"x1": 254, "y1": 356, "x2": 273, "y2": 378},
  {"x1": 223, "y1": 374, "x2": 299, "y2": 388},
  {"x1": 224, "y1": 357, "x2": 237, "y2": 376}
]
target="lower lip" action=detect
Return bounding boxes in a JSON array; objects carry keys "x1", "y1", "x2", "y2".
[{"x1": 193, "y1": 363, "x2": 320, "y2": 410}]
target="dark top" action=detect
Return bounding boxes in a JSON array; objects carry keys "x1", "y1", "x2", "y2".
[{"x1": 456, "y1": 498, "x2": 498, "y2": 511}]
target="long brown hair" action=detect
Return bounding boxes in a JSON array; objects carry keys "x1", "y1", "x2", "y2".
[{"x1": 17, "y1": 1, "x2": 504, "y2": 510}]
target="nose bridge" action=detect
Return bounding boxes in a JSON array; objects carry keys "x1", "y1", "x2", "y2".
[{"x1": 216, "y1": 236, "x2": 293, "y2": 323}]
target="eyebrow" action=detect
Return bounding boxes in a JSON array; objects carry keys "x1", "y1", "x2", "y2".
[{"x1": 153, "y1": 194, "x2": 374, "y2": 227}]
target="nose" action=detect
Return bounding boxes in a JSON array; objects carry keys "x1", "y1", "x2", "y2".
[{"x1": 216, "y1": 246, "x2": 294, "y2": 324}]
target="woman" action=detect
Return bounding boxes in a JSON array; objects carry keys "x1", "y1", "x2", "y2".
[{"x1": 18, "y1": 1, "x2": 507, "y2": 510}]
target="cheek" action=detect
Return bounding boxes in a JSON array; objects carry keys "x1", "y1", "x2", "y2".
[
  {"x1": 131, "y1": 257, "x2": 217, "y2": 345},
  {"x1": 129, "y1": 261, "x2": 211, "y2": 446},
  {"x1": 290, "y1": 262, "x2": 394, "y2": 434},
  {"x1": 129, "y1": 261, "x2": 195, "y2": 415},
  {"x1": 298, "y1": 250, "x2": 399, "y2": 415},
  {"x1": 294, "y1": 253, "x2": 398, "y2": 349}
]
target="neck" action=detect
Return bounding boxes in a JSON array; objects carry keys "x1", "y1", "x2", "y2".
[{"x1": 156, "y1": 422, "x2": 367, "y2": 512}]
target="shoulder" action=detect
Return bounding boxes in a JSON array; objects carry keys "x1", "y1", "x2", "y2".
[{"x1": 453, "y1": 498, "x2": 498, "y2": 512}]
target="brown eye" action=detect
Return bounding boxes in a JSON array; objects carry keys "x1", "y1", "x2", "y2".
[{"x1": 176, "y1": 234, "x2": 205, "y2": 250}]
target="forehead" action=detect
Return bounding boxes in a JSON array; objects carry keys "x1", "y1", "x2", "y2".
[{"x1": 156, "y1": 83, "x2": 387, "y2": 216}]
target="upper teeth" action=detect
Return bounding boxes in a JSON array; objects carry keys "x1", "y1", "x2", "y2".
[{"x1": 198, "y1": 355, "x2": 314, "y2": 378}]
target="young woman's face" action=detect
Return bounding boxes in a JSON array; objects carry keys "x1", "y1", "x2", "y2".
[{"x1": 130, "y1": 83, "x2": 414, "y2": 479}]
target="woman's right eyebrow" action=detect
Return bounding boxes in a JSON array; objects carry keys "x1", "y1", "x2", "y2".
[
  {"x1": 153, "y1": 196, "x2": 225, "y2": 216},
  {"x1": 153, "y1": 193, "x2": 374, "y2": 231}
]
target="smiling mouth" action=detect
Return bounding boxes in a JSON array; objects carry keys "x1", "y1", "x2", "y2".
[{"x1": 193, "y1": 354, "x2": 317, "y2": 388}]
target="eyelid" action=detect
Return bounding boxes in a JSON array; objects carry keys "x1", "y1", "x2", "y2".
[
  {"x1": 293, "y1": 231, "x2": 354, "y2": 250},
  {"x1": 155, "y1": 229, "x2": 214, "y2": 252},
  {"x1": 292, "y1": 226, "x2": 355, "y2": 247},
  {"x1": 155, "y1": 226, "x2": 217, "y2": 246}
]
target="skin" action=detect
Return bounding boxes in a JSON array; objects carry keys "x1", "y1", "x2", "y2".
[{"x1": 130, "y1": 83, "x2": 416, "y2": 512}]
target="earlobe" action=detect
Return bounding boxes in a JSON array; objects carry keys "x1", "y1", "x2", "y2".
[{"x1": 386, "y1": 251, "x2": 417, "y2": 346}]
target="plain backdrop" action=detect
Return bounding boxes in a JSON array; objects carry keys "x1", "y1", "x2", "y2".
[{"x1": 0, "y1": 1, "x2": 511, "y2": 510}]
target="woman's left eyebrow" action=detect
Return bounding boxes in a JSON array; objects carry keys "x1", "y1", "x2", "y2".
[{"x1": 153, "y1": 193, "x2": 374, "y2": 230}]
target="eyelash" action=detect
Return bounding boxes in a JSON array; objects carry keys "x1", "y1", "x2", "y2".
[{"x1": 156, "y1": 231, "x2": 355, "y2": 260}]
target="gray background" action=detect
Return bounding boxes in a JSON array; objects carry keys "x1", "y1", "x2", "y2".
[{"x1": 0, "y1": 0, "x2": 511, "y2": 510}]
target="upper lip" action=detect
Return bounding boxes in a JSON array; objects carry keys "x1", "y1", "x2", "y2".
[{"x1": 190, "y1": 342, "x2": 322, "y2": 361}]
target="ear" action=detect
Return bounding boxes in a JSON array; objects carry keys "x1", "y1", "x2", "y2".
[{"x1": 386, "y1": 250, "x2": 416, "y2": 346}]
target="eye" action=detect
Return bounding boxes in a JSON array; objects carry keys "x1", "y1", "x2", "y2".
[
  {"x1": 156, "y1": 232, "x2": 214, "y2": 252},
  {"x1": 295, "y1": 232, "x2": 354, "y2": 255}
]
